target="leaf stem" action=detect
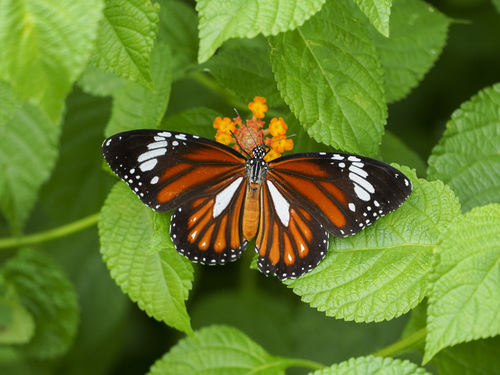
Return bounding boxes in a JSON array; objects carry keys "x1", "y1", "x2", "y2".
[
  {"x1": 372, "y1": 327, "x2": 427, "y2": 358},
  {"x1": 0, "y1": 213, "x2": 100, "y2": 249}
]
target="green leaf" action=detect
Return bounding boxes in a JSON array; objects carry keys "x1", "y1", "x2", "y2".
[
  {"x1": 0, "y1": 0, "x2": 104, "y2": 123},
  {"x1": 0, "y1": 82, "x2": 23, "y2": 125},
  {"x1": 148, "y1": 325, "x2": 286, "y2": 375},
  {"x1": 77, "y1": 65, "x2": 127, "y2": 97},
  {"x1": 104, "y1": 42, "x2": 172, "y2": 136},
  {"x1": 203, "y1": 37, "x2": 283, "y2": 105},
  {"x1": 427, "y1": 84, "x2": 500, "y2": 212},
  {"x1": 353, "y1": 0, "x2": 392, "y2": 37},
  {"x1": 371, "y1": 0, "x2": 450, "y2": 103},
  {"x1": 0, "y1": 293, "x2": 35, "y2": 345},
  {"x1": 313, "y1": 356, "x2": 430, "y2": 375},
  {"x1": 287, "y1": 167, "x2": 461, "y2": 322},
  {"x1": 424, "y1": 203, "x2": 500, "y2": 362},
  {"x1": 269, "y1": 0, "x2": 386, "y2": 156},
  {"x1": 90, "y1": 0, "x2": 159, "y2": 90},
  {"x1": 0, "y1": 249, "x2": 79, "y2": 359},
  {"x1": 197, "y1": 0, "x2": 326, "y2": 63},
  {"x1": 99, "y1": 183, "x2": 194, "y2": 334},
  {"x1": 0, "y1": 100, "x2": 61, "y2": 234},
  {"x1": 157, "y1": 0, "x2": 198, "y2": 81}
]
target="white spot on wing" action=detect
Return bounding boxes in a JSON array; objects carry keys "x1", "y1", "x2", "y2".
[
  {"x1": 266, "y1": 181, "x2": 290, "y2": 226},
  {"x1": 139, "y1": 159, "x2": 158, "y2": 172},
  {"x1": 147, "y1": 141, "x2": 168, "y2": 149},
  {"x1": 138, "y1": 148, "x2": 166, "y2": 162},
  {"x1": 213, "y1": 177, "x2": 243, "y2": 218}
]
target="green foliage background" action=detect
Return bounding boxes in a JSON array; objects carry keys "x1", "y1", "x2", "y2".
[{"x1": 1, "y1": 0, "x2": 500, "y2": 374}]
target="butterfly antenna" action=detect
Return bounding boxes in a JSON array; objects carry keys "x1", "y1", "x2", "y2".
[{"x1": 233, "y1": 108, "x2": 259, "y2": 148}]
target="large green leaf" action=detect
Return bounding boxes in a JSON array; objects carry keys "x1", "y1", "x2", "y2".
[
  {"x1": 269, "y1": 0, "x2": 386, "y2": 156},
  {"x1": 427, "y1": 84, "x2": 500, "y2": 212},
  {"x1": 424, "y1": 203, "x2": 500, "y2": 362},
  {"x1": 287, "y1": 167, "x2": 461, "y2": 322},
  {"x1": 0, "y1": 0, "x2": 103, "y2": 122},
  {"x1": 196, "y1": 0, "x2": 326, "y2": 63},
  {"x1": 99, "y1": 183, "x2": 193, "y2": 334},
  {"x1": 90, "y1": 0, "x2": 159, "y2": 90},
  {"x1": 313, "y1": 356, "x2": 430, "y2": 375},
  {"x1": 353, "y1": 0, "x2": 392, "y2": 37},
  {"x1": 104, "y1": 42, "x2": 172, "y2": 137},
  {"x1": 0, "y1": 249, "x2": 79, "y2": 359},
  {"x1": 371, "y1": 0, "x2": 450, "y2": 103},
  {"x1": 148, "y1": 325, "x2": 286, "y2": 375},
  {"x1": 0, "y1": 91, "x2": 61, "y2": 234}
]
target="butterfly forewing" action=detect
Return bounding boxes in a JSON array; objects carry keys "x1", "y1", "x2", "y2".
[
  {"x1": 102, "y1": 130, "x2": 246, "y2": 212},
  {"x1": 267, "y1": 152, "x2": 412, "y2": 237}
]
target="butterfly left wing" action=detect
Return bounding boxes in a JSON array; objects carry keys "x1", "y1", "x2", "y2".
[{"x1": 103, "y1": 129, "x2": 250, "y2": 265}]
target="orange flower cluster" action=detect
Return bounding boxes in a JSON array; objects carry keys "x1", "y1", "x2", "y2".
[{"x1": 213, "y1": 97, "x2": 293, "y2": 162}]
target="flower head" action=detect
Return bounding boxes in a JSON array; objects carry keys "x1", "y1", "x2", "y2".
[
  {"x1": 248, "y1": 96, "x2": 268, "y2": 119},
  {"x1": 213, "y1": 97, "x2": 293, "y2": 161}
]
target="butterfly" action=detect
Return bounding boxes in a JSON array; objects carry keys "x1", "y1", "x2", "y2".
[{"x1": 102, "y1": 129, "x2": 412, "y2": 280}]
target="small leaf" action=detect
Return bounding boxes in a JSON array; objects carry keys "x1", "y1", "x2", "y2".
[
  {"x1": 371, "y1": 0, "x2": 450, "y2": 103},
  {"x1": 269, "y1": 0, "x2": 386, "y2": 156},
  {"x1": 0, "y1": 0, "x2": 104, "y2": 122},
  {"x1": 424, "y1": 204, "x2": 500, "y2": 362},
  {"x1": 287, "y1": 167, "x2": 461, "y2": 322},
  {"x1": 104, "y1": 42, "x2": 172, "y2": 136},
  {"x1": 0, "y1": 294, "x2": 35, "y2": 345},
  {"x1": 0, "y1": 100, "x2": 61, "y2": 234},
  {"x1": 99, "y1": 183, "x2": 194, "y2": 334},
  {"x1": 313, "y1": 356, "x2": 430, "y2": 375},
  {"x1": 197, "y1": 0, "x2": 326, "y2": 63},
  {"x1": 148, "y1": 325, "x2": 286, "y2": 375},
  {"x1": 90, "y1": 0, "x2": 159, "y2": 90},
  {"x1": 353, "y1": 0, "x2": 392, "y2": 37},
  {"x1": 203, "y1": 37, "x2": 283, "y2": 105},
  {"x1": 427, "y1": 83, "x2": 500, "y2": 212},
  {"x1": 0, "y1": 249, "x2": 79, "y2": 359}
]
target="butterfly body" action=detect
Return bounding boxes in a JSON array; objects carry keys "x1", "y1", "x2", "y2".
[{"x1": 103, "y1": 129, "x2": 412, "y2": 280}]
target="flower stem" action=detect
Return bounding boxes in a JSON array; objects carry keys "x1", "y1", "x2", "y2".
[{"x1": 0, "y1": 213, "x2": 100, "y2": 249}]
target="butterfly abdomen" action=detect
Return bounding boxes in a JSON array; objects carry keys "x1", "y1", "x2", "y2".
[{"x1": 242, "y1": 182, "x2": 261, "y2": 240}]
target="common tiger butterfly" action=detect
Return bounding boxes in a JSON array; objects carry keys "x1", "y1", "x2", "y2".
[{"x1": 102, "y1": 129, "x2": 412, "y2": 280}]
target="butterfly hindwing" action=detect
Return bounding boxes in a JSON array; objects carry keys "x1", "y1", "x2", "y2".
[
  {"x1": 267, "y1": 152, "x2": 412, "y2": 237},
  {"x1": 170, "y1": 175, "x2": 249, "y2": 265},
  {"x1": 102, "y1": 129, "x2": 246, "y2": 212},
  {"x1": 255, "y1": 180, "x2": 329, "y2": 280}
]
